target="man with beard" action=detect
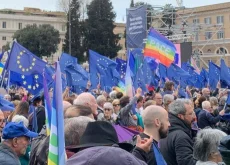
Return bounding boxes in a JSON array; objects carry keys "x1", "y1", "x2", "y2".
[
  {"x1": 133, "y1": 105, "x2": 170, "y2": 165},
  {"x1": 160, "y1": 99, "x2": 197, "y2": 165},
  {"x1": 0, "y1": 122, "x2": 38, "y2": 165}
]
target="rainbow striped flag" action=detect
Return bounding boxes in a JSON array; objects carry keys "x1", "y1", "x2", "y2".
[
  {"x1": 114, "y1": 81, "x2": 126, "y2": 94},
  {"x1": 144, "y1": 28, "x2": 176, "y2": 67},
  {"x1": 0, "y1": 63, "x2": 4, "y2": 75},
  {"x1": 48, "y1": 62, "x2": 65, "y2": 165},
  {"x1": 125, "y1": 50, "x2": 134, "y2": 98}
]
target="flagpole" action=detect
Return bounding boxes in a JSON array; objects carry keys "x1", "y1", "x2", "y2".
[
  {"x1": 0, "y1": 70, "x2": 6, "y2": 88},
  {"x1": 7, "y1": 70, "x2": 10, "y2": 93}
]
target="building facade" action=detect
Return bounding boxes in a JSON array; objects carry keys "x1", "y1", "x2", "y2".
[
  {"x1": 0, "y1": 7, "x2": 67, "y2": 62},
  {"x1": 0, "y1": 7, "x2": 126, "y2": 62},
  {"x1": 176, "y1": 2, "x2": 230, "y2": 68}
]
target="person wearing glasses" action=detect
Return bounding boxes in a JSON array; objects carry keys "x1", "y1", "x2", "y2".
[
  {"x1": 98, "y1": 102, "x2": 116, "y2": 124},
  {"x1": 112, "y1": 99, "x2": 121, "y2": 115}
]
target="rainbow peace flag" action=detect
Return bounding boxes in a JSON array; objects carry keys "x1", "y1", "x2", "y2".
[{"x1": 144, "y1": 28, "x2": 176, "y2": 67}]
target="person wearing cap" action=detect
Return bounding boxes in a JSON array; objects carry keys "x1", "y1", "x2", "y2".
[{"x1": 0, "y1": 122, "x2": 38, "y2": 165}]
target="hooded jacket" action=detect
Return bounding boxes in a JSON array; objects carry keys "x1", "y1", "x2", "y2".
[{"x1": 159, "y1": 113, "x2": 197, "y2": 165}]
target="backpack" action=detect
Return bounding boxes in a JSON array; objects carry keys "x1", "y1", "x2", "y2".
[{"x1": 29, "y1": 126, "x2": 49, "y2": 165}]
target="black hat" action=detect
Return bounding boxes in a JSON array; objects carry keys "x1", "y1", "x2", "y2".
[
  {"x1": 66, "y1": 121, "x2": 134, "y2": 153},
  {"x1": 219, "y1": 135, "x2": 230, "y2": 164}
]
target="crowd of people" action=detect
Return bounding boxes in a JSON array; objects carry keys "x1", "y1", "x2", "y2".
[{"x1": 0, "y1": 81, "x2": 230, "y2": 165}]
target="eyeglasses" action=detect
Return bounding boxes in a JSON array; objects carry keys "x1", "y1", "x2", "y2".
[
  {"x1": 104, "y1": 108, "x2": 112, "y2": 111},
  {"x1": 113, "y1": 104, "x2": 120, "y2": 107},
  {"x1": 184, "y1": 112, "x2": 195, "y2": 116}
]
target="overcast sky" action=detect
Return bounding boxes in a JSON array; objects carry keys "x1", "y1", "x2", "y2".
[{"x1": 0, "y1": 0, "x2": 230, "y2": 22}]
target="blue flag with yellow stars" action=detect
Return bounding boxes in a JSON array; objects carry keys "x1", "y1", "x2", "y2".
[
  {"x1": 5, "y1": 41, "x2": 46, "y2": 76},
  {"x1": 10, "y1": 71, "x2": 43, "y2": 94}
]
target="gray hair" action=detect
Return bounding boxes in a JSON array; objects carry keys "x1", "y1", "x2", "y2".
[
  {"x1": 12, "y1": 115, "x2": 29, "y2": 127},
  {"x1": 209, "y1": 97, "x2": 218, "y2": 106},
  {"x1": 193, "y1": 128, "x2": 227, "y2": 161},
  {"x1": 64, "y1": 116, "x2": 94, "y2": 146},
  {"x1": 219, "y1": 96, "x2": 227, "y2": 106},
  {"x1": 96, "y1": 95, "x2": 106, "y2": 106},
  {"x1": 169, "y1": 99, "x2": 192, "y2": 115},
  {"x1": 163, "y1": 94, "x2": 174, "y2": 105},
  {"x1": 202, "y1": 101, "x2": 211, "y2": 110},
  {"x1": 109, "y1": 91, "x2": 117, "y2": 100}
]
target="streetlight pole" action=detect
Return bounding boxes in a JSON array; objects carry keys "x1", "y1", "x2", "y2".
[{"x1": 69, "y1": 0, "x2": 71, "y2": 55}]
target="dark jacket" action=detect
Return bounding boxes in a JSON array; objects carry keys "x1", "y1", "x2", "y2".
[
  {"x1": 197, "y1": 110, "x2": 221, "y2": 129},
  {"x1": 130, "y1": 133, "x2": 158, "y2": 165},
  {"x1": 29, "y1": 105, "x2": 46, "y2": 133},
  {"x1": 0, "y1": 143, "x2": 21, "y2": 165},
  {"x1": 159, "y1": 113, "x2": 196, "y2": 165}
]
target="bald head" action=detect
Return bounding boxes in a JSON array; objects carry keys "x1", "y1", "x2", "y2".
[
  {"x1": 142, "y1": 105, "x2": 168, "y2": 128},
  {"x1": 202, "y1": 88, "x2": 210, "y2": 98},
  {"x1": 73, "y1": 93, "x2": 98, "y2": 114},
  {"x1": 63, "y1": 101, "x2": 72, "y2": 110}
]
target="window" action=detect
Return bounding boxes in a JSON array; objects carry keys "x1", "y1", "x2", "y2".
[
  {"x1": 2, "y1": 36, "x2": 6, "y2": 40},
  {"x1": 205, "y1": 32, "x2": 212, "y2": 40},
  {"x1": 193, "y1": 19, "x2": 199, "y2": 24},
  {"x1": 193, "y1": 49, "x2": 203, "y2": 55},
  {"x1": 216, "y1": 47, "x2": 227, "y2": 54},
  {"x1": 217, "y1": 16, "x2": 224, "y2": 24},
  {"x1": 62, "y1": 25, "x2": 66, "y2": 31},
  {"x1": 204, "y1": 17, "x2": 211, "y2": 24},
  {"x1": 217, "y1": 31, "x2": 224, "y2": 39},
  {"x1": 2, "y1": 22, "x2": 6, "y2": 28},
  {"x1": 18, "y1": 23, "x2": 22, "y2": 29},
  {"x1": 194, "y1": 32, "x2": 199, "y2": 41}
]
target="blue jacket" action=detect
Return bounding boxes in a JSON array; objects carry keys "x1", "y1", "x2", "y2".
[
  {"x1": 197, "y1": 110, "x2": 221, "y2": 129},
  {"x1": 0, "y1": 143, "x2": 20, "y2": 165}
]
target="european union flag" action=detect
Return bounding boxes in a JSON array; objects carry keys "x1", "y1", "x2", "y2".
[
  {"x1": 5, "y1": 42, "x2": 46, "y2": 76},
  {"x1": 65, "y1": 65, "x2": 88, "y2": 87},
  {"x1": 220, "y1": 59, "x2": 230, "y2": 88},
  {"x1": 158, "y1": 63, "x2": 167, "y2": 80},
  {"x1": 145, "y1": 57, "x2": 158, "y2": 71},
  {"x1": 200, "y1": 68, "x2": 209, "y2": 87},
  {"x1": 131, "y1": 48, "x2": 144, "y2": 75},
  {"x1": 0, "y1": 96, "x2": 14, "y2": 111},
  {"x1": 116, "y1": 58, "x2": 127, "y2": 80},
  {"x1": 89, "y1": 50, "x2": 119, "y2": 90},
  {"x1": 182, "y1": 62, "x2": 195, "y2": 74},
  {"x1": 10, "y1": 71, "x2": 43, "y2": 94},
  {"x1": 209, "y1": 61, "x2": 220, "y2": 90},
  {"x1": 187, "y1": 70, "x2": 202, "y2": 89},
  {"x1": 60, "y1": 53, "x2": 78, "y2": 73},
  {"x1": 167, "y1": 63, "x2": 190, "y2": 80}
]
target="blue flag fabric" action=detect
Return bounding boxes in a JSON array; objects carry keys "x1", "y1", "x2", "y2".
[
  {"x1": 167, "y1": 63, "x2": 190, "y2": 79},
  {"x1": 158, "y1": 63, "x2": 167, "y2": 80},
  {"x1": 145, "y1": 57, "x2": 158, "y2": 71},
  {"x1": 89, "y1": 50, "x2": 119, "y2": 90},
  {"x1": 65, "y1": 65, "x2": 88, "y2": 87},
  {"x1": 10, "y1": 71, "x2": 44, "y2": 95},
  {"x1": 220, "y1": 59, "x2": 230, "y2": 88},
  {"x1": 32, "y1": 106, "x2": 38, "y2": 133},
  {"x1": 60, "y1": 53, "x2": 78, "y2": 73},
  {"x1": 52, "y1": 62, "x2": 66, "y2": 164},
  {"x1": 116, "y1": 58, "x2": 127, "y2": 80},
  {"x1": 209, "y1": 61, "x2": 220, "y2": 90},
  {"x1": 200, "y1": 68, "x2": 209, "y2": 88},
  {"x1": 5, "y1": 42, "x2": 46, "y2": 76},
  {"x1": 182, "y1": 62, "x2": 195, "y2": 74},
  {"x1": 0, "y1": 96, "x2": 14, "y2": 111},
  {"x1": 0, "y1": 52, "x2": 4, "y2": 62},
  {"x1": 226, "y1": 91, "x2": 230, "y2": 105},
  {"x1": 187, "y1": 70, "x2": 202, "y2": 89}
]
